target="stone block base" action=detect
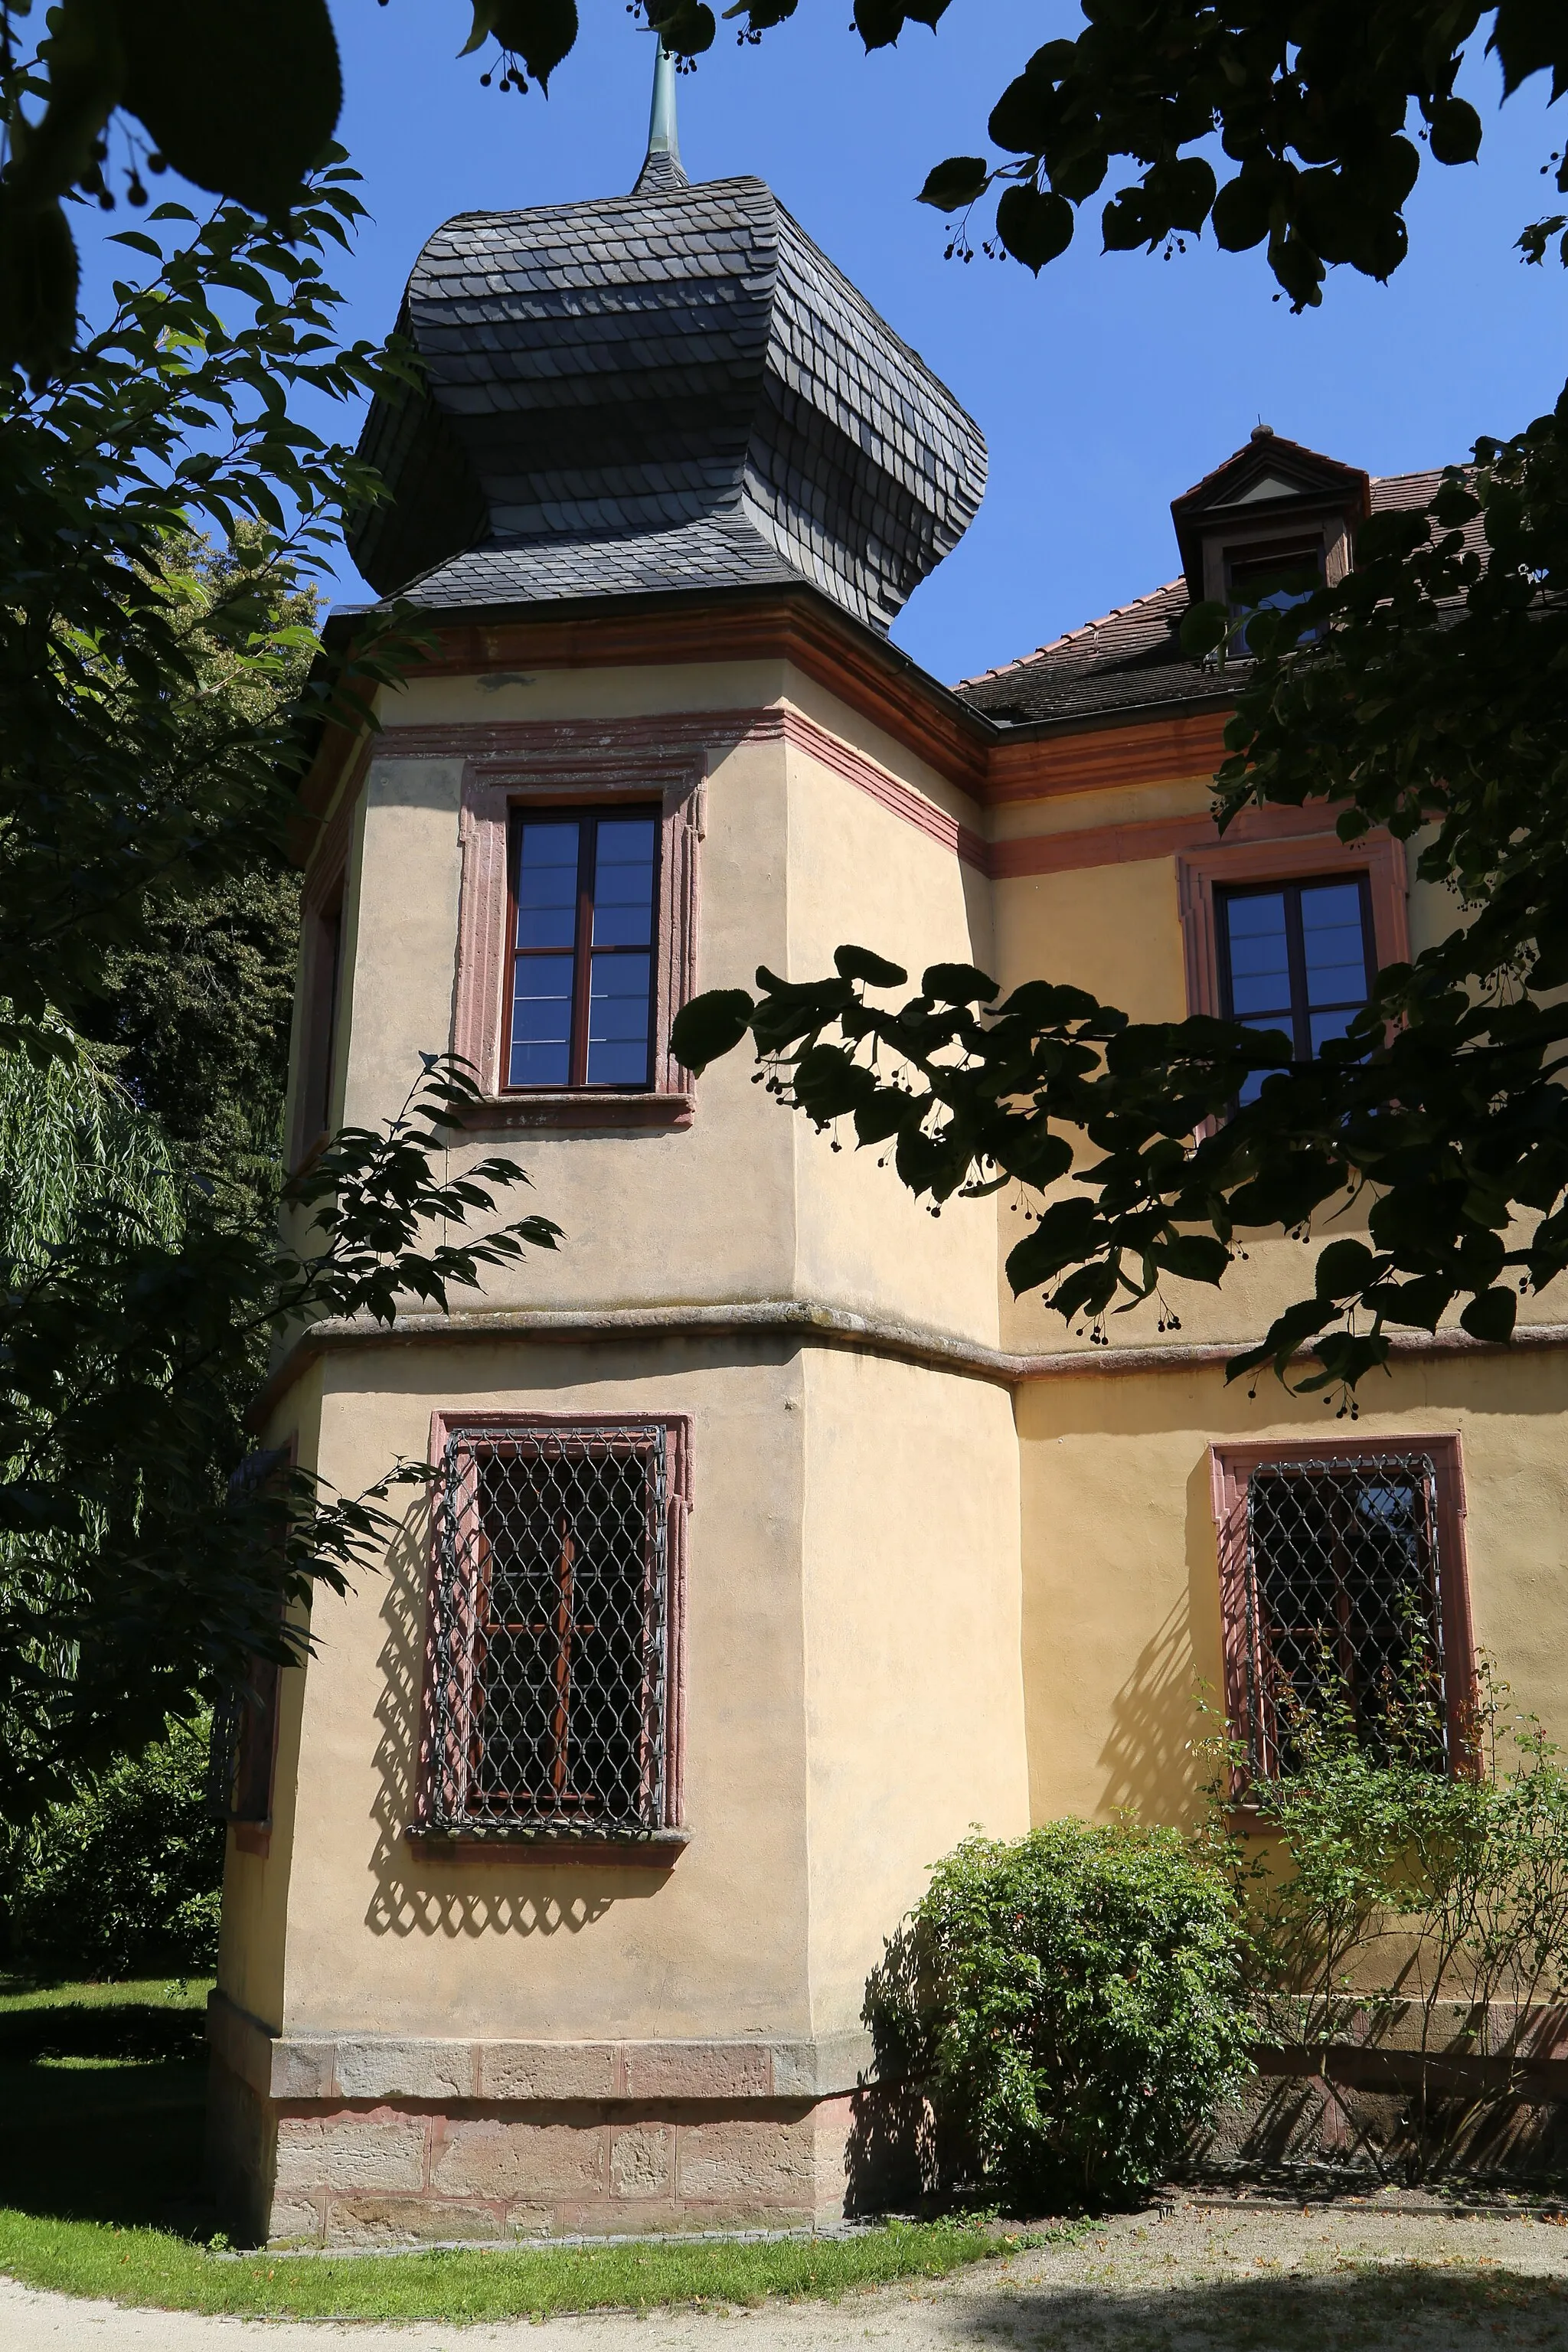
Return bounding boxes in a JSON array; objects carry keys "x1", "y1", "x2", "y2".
[
  {"x1": 1190, "y1": 2002, "x2": 1568, "y2": 2182},
  {"x1": 205, "y1": 1995, "x2": 877, "y2": 2246}
]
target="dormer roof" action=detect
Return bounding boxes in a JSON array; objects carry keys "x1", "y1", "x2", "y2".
[
  {"x1": 348, "y1": 173, "x2": 987, "y2": 638},
  {"x1": 1168, "y1": 426, "x2": 1371, "y2": 603}
]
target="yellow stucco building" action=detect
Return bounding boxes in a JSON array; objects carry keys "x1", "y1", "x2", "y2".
[{"x1": 208, "y1": 86, "x2": 1568, "y2": 2245}]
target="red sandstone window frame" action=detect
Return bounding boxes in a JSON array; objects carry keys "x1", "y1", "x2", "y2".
[
  {"x1": 413, "y1": 1412, "x2": 691, "y2": 1864},
  {"x1": 1209, "y1": 1435, "x2": 1476, "y2": 1795},
  {"x1": 1177, "y1": 828, "x2": 1409, "y2": 1027},
  {"x1": 452, "y1": 747, "x2": 704, "y2": 1133}
]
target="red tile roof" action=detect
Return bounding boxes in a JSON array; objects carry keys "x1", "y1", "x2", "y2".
[{"x1": 958, "y1": 468, "x2": 1478, "y2": 726}]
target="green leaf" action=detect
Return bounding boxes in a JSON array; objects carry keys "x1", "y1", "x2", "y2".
[
  {"x1": 1210, "y1": 168, "x2": 1275, "y2": 254},
  {"x1": 854, "y1": 0, "x2": 906, "y2": 48},
  {"x1": 1314, "y1": 1238, "x2": 1379, "y2": 1301},
  {"x1": 1153, "y1": 1234, "x2": 1230, "y2": 1286},
  {"x1": 485, "y1": 0, "x2": 580, "y2": 88},
  {"x1": 0, "y1": 191, "x2": 79, "y2": 381},
  {"x1": 835, "y1": 945, "x2": 908, "y2": 988},
  {"x1": 116, "y1": 0, "x2": 342, "y2": 217},
  {"x1": 1489, "y1": 0, "x2": 1567, "y2": 101},
  {"x1": 995, "y1": 184, "x2": 1073, "y2": 273},
  {"x1": 1460, "y1": 1287, "x2": 1518, "y2": 1344},
  {"x1": 669, "y1": 988, "x2": 755, "y2": 1073},
  {"x1": 1179, "y1": 599, "x2": 1228, "y2": 658},
  {"x1": 921, "y1": 962, "x2": 998, "y2": 1004},
  {"x1": 645, "y1": 0, "x2": 716, "y2": 57},
  {"x1": 1427, "y1": 97, "x2": 1482, "y2": 166},
  {"x1": 792, "y1": 1044, "x2": 873, "y2": 1122},
  {"x1": 917, "y1": 156, "x2": 989, "y2": 212}
]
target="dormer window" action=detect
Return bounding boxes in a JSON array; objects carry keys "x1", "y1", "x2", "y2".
[
  {"x1": 1170, "y1": 427, "x2": 1369, "y2": 662},
  {"x1": 1224, "y1": 537, "x2": 1325, "y2": 656}
]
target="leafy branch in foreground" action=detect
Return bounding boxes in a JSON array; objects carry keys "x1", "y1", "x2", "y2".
[
  {"x1": 0, "y1": 1057, "x2": 559, "y2": 1815},
  {"x1": 672, "y1": 393, "x2": 1568, "y2": 1399},
  {"x1": 0, "y1": 157, "x2": 420, "y2": 1063}
]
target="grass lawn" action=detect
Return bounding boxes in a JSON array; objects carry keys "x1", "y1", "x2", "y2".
[{"x1": 0, "y1": 1975, "x2": 1018, "y2": 2320}]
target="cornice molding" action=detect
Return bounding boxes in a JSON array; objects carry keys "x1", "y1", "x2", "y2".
[
  {"x1": 361, "y1": 705, "x2": 989, "y2": 874},
  {"x1": 987, "y1": 706, "x2": 1233, "y2": 804},
  {"x1": 297, "y1": 593, "x2": 1240, "y2": 835},
  {"x1": 250, "y1": 1297, "x2": 1568, "y2": 1427}
]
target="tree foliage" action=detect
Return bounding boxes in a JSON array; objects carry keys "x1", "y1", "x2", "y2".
[
  {"x1": 0, "y1": 157, "x2": 567, "y2": 1810},
  {"x1": 673, "y1": 387, "x2": 1568, "y2": 1396},
  {"x1": 2, "y1": 1712, "x2": 224, "y2": 1980},
  {"x1": 9, "y1": 1, "x2": 1561, "y2": 384},
  {"x1": 0, "y1": 1057, "x2": 560, "y2": 1821},
  {"x1": 0, "y1": 160, "x2": 412, "y2": 1063}
]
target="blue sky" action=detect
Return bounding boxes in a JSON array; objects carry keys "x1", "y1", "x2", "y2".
[{"x1": 100, "y1": 3, "x2": 1568, "y2": 684}]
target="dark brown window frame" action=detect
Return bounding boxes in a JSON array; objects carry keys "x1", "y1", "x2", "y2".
[
  {"x1": 292, "y1": 835, "x2": 351, "y2": 1167},
  {"x1": 1210, "y1": 1436, "x2": 1476, "y2": 1795},
  {"x1": 500, "y1": 805, "x2": 662, "y2": 1096},
  {"x1": 415, "y1": 1412, "x2": 691, "y2": 1864},
  {"x1": 1215, "y1": 868, "x2": 1378, "y2": 1067}
]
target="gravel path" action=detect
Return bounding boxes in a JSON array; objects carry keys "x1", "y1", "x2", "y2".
[{"x1": 9, "y1": 2202, "x2": 1568, "y2": 2349}]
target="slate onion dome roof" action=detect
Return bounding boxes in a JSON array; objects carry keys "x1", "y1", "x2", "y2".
[{"x1": 348, "y1": 58, "x2": 987, "y2": 638}]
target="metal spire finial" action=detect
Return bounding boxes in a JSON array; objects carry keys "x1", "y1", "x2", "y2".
[{"x1": 634, "y1": 38, "x2": 688, "y2": 194}]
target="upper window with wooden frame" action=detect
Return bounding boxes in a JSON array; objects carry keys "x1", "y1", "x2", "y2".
[
  {"x1": 451, "y1": 735, "x2": 705, "y2": 1133},
  {"x1": 1177, "y1": 829, "x2": 1410, "y2": 1063},
  {"x1": 420, "y1": 1416, "x2": 689, "y2": 1854},
  {"x1": 1210, "y1": 1438, "x2": 1474, "y2": 1787},
  {"x1": 1216, "y1": 871, "x2": 1377, "y2": 1103},
  {"x1": 505, "y1": 809, "x2": 659, "y2": 1092}
]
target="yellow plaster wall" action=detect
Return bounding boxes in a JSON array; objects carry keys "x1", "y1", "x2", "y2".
[
  {"x1": 1018, "y1": 1348, "x2": 1568, "y2": 1832},
  {"x1": 217, "y1": 1372, "x2": 325, "y2": 2034},
  {"x1": 263, "y1": 1338, "x2": 819, "y2": 2044},
  {"x1": 799, "y1": 1348, "x2": 1027, "y2": 2034},
  {"x1": 784, "y1": 736, "x2": 998, "y2": 1342}
]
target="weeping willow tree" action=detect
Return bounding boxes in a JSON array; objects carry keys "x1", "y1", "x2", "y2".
[{"x1": 0, "y1": 1037, "x2": 181, "y2": 1276}]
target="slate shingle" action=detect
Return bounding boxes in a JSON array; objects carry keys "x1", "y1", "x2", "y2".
[{"x1": 351, "y1": 173, "x2": 985, "y2": 635}]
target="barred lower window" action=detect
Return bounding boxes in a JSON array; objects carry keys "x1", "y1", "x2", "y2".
[
  {"x1": 426, "y1": 1423, "x2": 681, "y2": 1841},
  {"x1": 1212, "y1": 1442, "x2": 1472, "y2": 1785}
]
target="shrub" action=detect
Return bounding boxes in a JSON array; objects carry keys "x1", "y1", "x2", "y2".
[
  {"x1": 1204, "y1": 1669, "x2": 1568, "y2": 2177},
  {"x1": 2, "y1": 1715, "x2": 224, "y2": 1980},
  {"x1": 865, "y1": 1820, "x2": 1251, "y2": 2210}
]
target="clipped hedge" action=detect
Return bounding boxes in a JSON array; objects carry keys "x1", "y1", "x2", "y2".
[{"x1": 867, "y1": 1819, "x2": 1251, "y2": 2209}]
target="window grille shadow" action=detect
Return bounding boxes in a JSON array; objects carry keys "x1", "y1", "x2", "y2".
[{"x1": 361, "y1": 1486, "x2": 646, "y2": 1939}]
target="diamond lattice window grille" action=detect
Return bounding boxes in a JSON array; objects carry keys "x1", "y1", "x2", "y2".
[
  {"x1": 426, "y1": 1425, "x2": 671, "y2": 1841},
  {"x1": 1240, "y1": 1451, "x2": 1449, "y2": 1781}
]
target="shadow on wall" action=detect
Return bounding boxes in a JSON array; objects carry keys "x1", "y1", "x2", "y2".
[
  {"x1": 1096, "y1": 1452, "x2": 1227, "y2": 1827},
  {"x1": 361, "y1": 1491, "x2": 662, "y2": 1939}
]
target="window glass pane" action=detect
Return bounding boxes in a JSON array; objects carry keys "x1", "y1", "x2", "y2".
[
  {"x1": 1300, "y1": 880, "x2": 1369, "y2": 1009},
  {"x1": 515, "y1": 820, "x2": 580, "y2": 951},
  {"x1": 508, "y1": 952, "x2": 574, "y2": 1086},
  {"x1": 591, "y1": 818, "x2": 657, "y2": 949},
  {"x1": 586, "y1": 949, "x2": 652, "y2": 1086},
  {"x1": 1223, "y1": 891, "x2": 1292, "y2": 1018}
]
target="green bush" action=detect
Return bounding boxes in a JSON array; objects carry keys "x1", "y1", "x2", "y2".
[
  {"x1": 866, "y1": 1820, "x2": 1251, "y2": 2210},
  {"x1": 1203, "y1": 1669, "x2": 1568, "y2": 2177},
  {"x1": 3, "y1": 1716, "x2": 224, "y2": 1980}
]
